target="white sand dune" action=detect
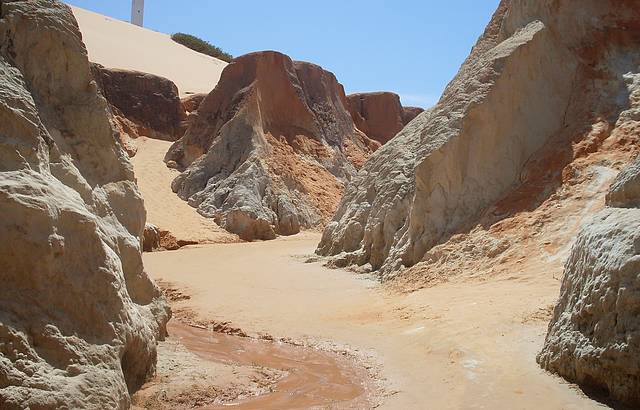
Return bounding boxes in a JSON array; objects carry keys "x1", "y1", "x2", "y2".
[{"x1": 71, "y1": 5, "x2": 227, "y2": 96}]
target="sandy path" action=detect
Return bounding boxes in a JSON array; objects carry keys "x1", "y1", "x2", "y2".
[
  {"x1": 132, "y1": 137, "x2": 238, "y2": 244},
  {"x1": 144, "y1": 233, "x2": 605, "y2": 409},
  {"x1": 71, "y1": 6, "x2": 226, "y2": 96}
]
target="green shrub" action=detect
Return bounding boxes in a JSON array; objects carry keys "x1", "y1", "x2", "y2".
[{"x1": 171, "y1": 33, "x2": 233, "y2": 63}]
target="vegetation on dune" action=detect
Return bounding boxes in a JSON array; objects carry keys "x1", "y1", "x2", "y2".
[{"x1": 171, "y1": 32, "x2": 233, "y2": 62}]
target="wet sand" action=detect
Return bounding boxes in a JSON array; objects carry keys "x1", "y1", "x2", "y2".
[
  {"x1": 169, "y1": 321, "x2": 371, "y2": 409},
  {"x1": 144, "y1": 233, "x2": 606, "y2": 409}
]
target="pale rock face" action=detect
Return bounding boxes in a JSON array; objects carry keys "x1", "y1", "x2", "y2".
[
  {"x1": 538, "y1": 157, "x2": 640, "y2": 406},
  {"x1": 317, "y1": 0, "x2": 640, "y2": 277},
  {"x1": 166, "y1": 51, "x2": 378, "y2": 240},
  {"x1": 607, "y1": 156, "x2": 640, "y2": 208},
  {"x1": 0, "y1": 1, "x2": 169, "y2": 409}
]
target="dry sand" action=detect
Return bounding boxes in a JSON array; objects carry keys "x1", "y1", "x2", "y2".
[
  {"x1": 144, "y1": 233, "x2": 605, "y2": 409},
  {"x1": 71, "y1": 5, "x2": 227, "y2": 96},
  {"x1": 132, "y1": 137, "x2": 237, "y2": 244}
]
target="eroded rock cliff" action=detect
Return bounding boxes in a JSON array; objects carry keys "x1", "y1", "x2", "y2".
[
  {"x1": 92, "y1": 64, "x2": 187, "y2": 145},
  {"x1": 538, "y1": 156, "x2": 640, "y2": 406},
  {"x1": 318, "y1": 0, "x2": 640, "y2": 277},
  {"x1": 166, "y1": 51, "x2": 378, "y2": 240},
  {"x1": 347, "y1": 92, "x2": 422, "y2": 144},
  {"x1": 0, "y1": 1, "x2": 169, "y2": 408}
]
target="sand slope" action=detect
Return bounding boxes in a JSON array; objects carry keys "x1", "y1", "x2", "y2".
[
  {"x1": 132, "y1": 137, "x2": 238, "y2": 244},
  {"x1": 71, "y1": 5, "x2": 227, "y2": 96}
]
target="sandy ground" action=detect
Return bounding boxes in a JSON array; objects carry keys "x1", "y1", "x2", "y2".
[
  {"x1": 132, "y1": 137, "x2": 238, "y2": 244},
  {"x1": 71, "y1": 5, "x2": 226, "y2": 96},
  {"x1": 144, "y1": 232, "x2": 606, "y2": 409}
]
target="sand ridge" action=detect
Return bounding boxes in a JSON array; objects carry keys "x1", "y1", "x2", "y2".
[{"x1": 71, "y1": 5, "x2": 227, "y2": 96}]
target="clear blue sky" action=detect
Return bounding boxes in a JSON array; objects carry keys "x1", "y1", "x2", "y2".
[{"x1": 66, "y1": 0, "x2": 499, "y2": 108}]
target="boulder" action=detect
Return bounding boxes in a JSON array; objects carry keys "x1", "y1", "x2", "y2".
[
  {"x1": 606, "y1": 156, "x2": 640, "y2": 208},
  {"x1": 347, "y1": 92, "x2": 420, "y2": 144},
  {"x1": 0, "y1": 1, "x2": 169, "y2": 408},
  {"x1": 91, "y1": 64, "x2": 187, "y2": 142},
  {"x1": 317, "y1": 0, "x2": 640, "y2": 277},
  {"x1": 166, "y1": 51, "x2": 378, "y2": 240},
  {"x1": 143, "y1": 223, "x2": 161, "y2": 252},
  {"x1": 538, "y1": 157, "x2": 640, "y2": 406}
]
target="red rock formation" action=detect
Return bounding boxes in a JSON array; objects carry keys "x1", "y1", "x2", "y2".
[
  {"x1": 347, "y1": 92, "x2": 422, "y2": 144},
  {"x1": 92, "y1": 64, "x2": 187, "y2": 143},
  {"x1": 402, "y1": 106, "x2": 425, "y2": 124},
  {"x1": 166, "y1": 51, "x2": 378, "y2": 240}
]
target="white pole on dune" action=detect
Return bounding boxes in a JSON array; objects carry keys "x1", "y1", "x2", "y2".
[{"x1": 131, "y1": 0, "x2": 144, "y2": 27}]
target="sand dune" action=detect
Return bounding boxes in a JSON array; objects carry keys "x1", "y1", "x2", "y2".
[
  {"x1": 132, "y1": 137, "x2": 238, "y2": 244},
  {"x1": 71, "y1": 5, "x2": 227, "y2": 96}
]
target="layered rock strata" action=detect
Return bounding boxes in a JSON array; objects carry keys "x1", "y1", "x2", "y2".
[{"x1": 166, "y1": 51, "x2": 378, "y2": 240}]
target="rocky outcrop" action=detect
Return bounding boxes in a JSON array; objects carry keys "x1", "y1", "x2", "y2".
[
  {"x1": 606, "y1": 156, "x2": 640, "y2": 208},
  {"x1": 143, "y1": 223, "x2": 161, "y2": 252},
  {"x1": 92, "y1": 64, "x2": 187, "y2": 143},
  {"x1": 538, "y1": 156, "x2": 640, "y2": 406},
  {"x1": 181, "y1": 93, "x2": 207, "y2": 114},
  {"x1": 402, "y1": 106, "x2": 424, "y2": 125},
  {"x1": 0, "y1": 1, "x2": 169, "y2": 409},
  {"x1": 347, "y1": 92, "x2": 422, "y2": 144},
  {"x1": 317, "y1": 0, "x2": 640, "y2": 277},
  {"x1": 165, "y1": 51, "x2": 378, "y2": 240}
]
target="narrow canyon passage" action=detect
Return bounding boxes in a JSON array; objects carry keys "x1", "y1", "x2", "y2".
[{"x1": 143, "y1": 234, "x2": 604, "y2": 409}]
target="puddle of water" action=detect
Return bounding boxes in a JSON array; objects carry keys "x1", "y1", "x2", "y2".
[{"x1": 168, "y1": 321, "x2": 372, "y2": 409}]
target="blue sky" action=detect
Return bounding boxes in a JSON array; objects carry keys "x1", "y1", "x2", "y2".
[{"x1": 66, "y1": 1, "x2": 499, "y2": 108}]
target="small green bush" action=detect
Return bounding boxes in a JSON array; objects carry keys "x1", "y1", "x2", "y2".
[{"x1": 171, "y1": 33, "x2": 233, "y2": 63}]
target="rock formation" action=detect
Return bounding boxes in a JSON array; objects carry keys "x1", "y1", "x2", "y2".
[
  {"x1": 402, "y1": 106, "x2": 424, "y2": 125},
  {"x1": 606, "y1": 157, "x2": 640, "y2": 208},
  {"x1": 0, "y1": 1, "x2": 169, "y2": 408},
  {"x1": 317, "y1": 0, "x2": 640, "y2": 278},
  {"x1": 165, "y1": 51, "x2": 378, "y2": 240},
  {"x1": 92, "y1": 64, "x2": 187, "y2": 145},
  {"x1": 538, "y1": 156, "x2": 640, "y2": 406},
  {"x1": 143, "y1": 223, "x2": 161, "y2": 252},
  {"x1": 347, "y1": 92, "x2": 423, "y2": 144},
  {"x1": 181, "y1": 93, "x2": 207, "y2": 114}
]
